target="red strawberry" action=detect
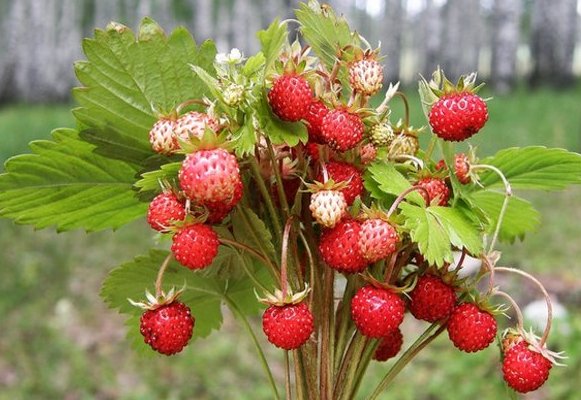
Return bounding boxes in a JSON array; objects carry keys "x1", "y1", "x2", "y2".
[
  {"x1": 428, "y1": 92, "x2": 488, "y2": 141},
  {"x1": 351, "y1": 285, "x2": 405, "y2": 338},
  {"x1": 179, "y1": 149, "x2": 242, "y2": 205},
  {"x1": 319, "y1": 219, "x2": 368, "y2": 273},
  {"x1": 502, "y1": 342, "x2": 552, "y2": 393},
  {"x1": 409, "y1": 275, "x2": 456, "y2": 322},
  {"x1": 268, "y1": 73, "x2": 313, "y2": 122},
  {"x1": 305, "y1": 141, "x2": 322, "y2": 162},
  {"x1": 373, "y1": 328, "x2": 403, "y2": 362},
  {"x1": 262, "y1": 302, "x2": 314, "y2": 350},
  {"x1": 205, "y1": 178, "x2": 243, "y2": 224},
  {"x1": 359, "y1": 219, "x2": 399, "y2": 263},
  {"x1": 415, "y1": 177, "x2": 450, "y2": 206},
  {"x1": 149, "y1": 118, "x2": 178, "y2": 155},
  {"x1": 435, "y1": 154, "x2": 471, "y2": 184},
  {"x1": 320, "y1": 108, "x2": 364, "y2": 151},
  {"x1": 447, "y1": 303, "x2": 497, "y2": 352},
  {"x1": 140, "y1": 301, "x2": 194, "y2": 355},
  {"x1": 317, "y1": 161, "x2": 363, "y2": 205},
  {"x1": 304, "y1": 100, "x2": 329, "y2": 143},
  {"x1": 171, "y1": 224, "x2": 219, "y2": 270},
  {"x1": 147, "y1": 192, "x2": 186, "y2": 232}
]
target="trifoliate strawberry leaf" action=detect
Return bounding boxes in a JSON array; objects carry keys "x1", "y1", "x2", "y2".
[
  {"x1": 101, "y1": 249, "x2": 266, "y2": 349},
  {"x1": 477, "y1": 147, "x2": 581, "y2": 191},
  {"x1": 134, "y1": 162, "x2": 182, "y2": 193},
  {"x1": 364, "y1": 161, "x2": 424, "y2": 206},
  {"x1": 467, "y1": 191, "x2": 541, "y2": 243},
  {"x1": 258, "y1": 19, "x2": 288, "y2": 76},
  {"x1": 74, "y1": 18, "x2": 217, "y2": 164},
  {"x1": 428, "y1": 206, "x2": 484, "y2": 256},
  {"x1": 0, "y1": 129, "x2": 146, "y2": 232},
  {"x1": 232, "y1": 206, "x2": 277, "y2": 261}
]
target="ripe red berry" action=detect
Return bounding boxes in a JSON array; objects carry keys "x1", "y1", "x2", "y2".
[
  {"x1": 359, "y1": 219, "x2": 399, "y2": 263},
  {"x1": 178, "y1": 149, "x2": 242, "y2": 205},
  {"x1": 171, "y1": 224, "x2": 219, "y2": 270},
  {"x1": 317, "y1": 161, "x2": 364, "y2": 205},
  {"x1": 205, "y1": 178, "x2": 243, "y2": 224},
  {"x1": 147, "y1": 192, "x2": 186, "y2": 232},
  {"x1": 268, "y1": 73, "x2": 313, "y2": 122},
  {"x1": 502, "y1": 342, "x2": 552, "y2": 393},
  {"x1": 436, "y1": 154, "x2": 471, "y2": 184},
  {"x1": 428, "y1": 92, "x2": 488, "y2": 141},
  {"x1": 416, "y1": 177, "x2": 450, "y2": 206},
  {"x1": 262, "y1": 302, "x2": 314, "y2": 350},
  {"x1": 409, "y1": 275, "x2": 456, "y2": 322},
  {"x1": 140, "y1": 301, "x2": 194, "y2": 355},
  {"x1": 304, "y1": 100, "x2": 329, "y2": 143},
  {"x1": 351, "y1": 285, "x2": 405, "y2": 338},
  {"x1": 320, "y1": 108, "x2": 364, "y2": 151},
  {"x1": 373, "y1": 328, "x2": 403, "y2": 362},
  {"x1": 447, "y1": 303, "x2": 497, "y2": 352},
  {"x1": 319, "y1": 219, "x2": 368, "y2": 273}
]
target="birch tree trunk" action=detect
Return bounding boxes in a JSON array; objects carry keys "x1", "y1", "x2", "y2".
[
  {"x1": 382, "y1": 0, "x2": 404, "y2": 83},
  {"x1": 490, "y1": 0, "x2": 522, "y2": 93},
  {"x1": 530, "y1": 0, "x2": 578, "y2": 87},
  {"x1": 417, "y1": 0, "x2": 442, "y2": 78},
  {"x1": 193, "y1": 0, "x2": 213, "y2": 42}
]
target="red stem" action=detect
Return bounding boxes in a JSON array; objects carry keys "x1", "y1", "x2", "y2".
[{"x1": 281, "y1": 217, "x2": 294, "y2": 299}]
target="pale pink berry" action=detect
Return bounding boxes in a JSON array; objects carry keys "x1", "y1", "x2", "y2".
[
  {"x1": 174, "y1": 111, "x2": 220, "y2": 142},
  {"x1": 149, "y1": 118, "x2": 178, "y2": 155},
  {"x1": 309, "y1": 190, "x2": 347, "y2": 228},
  {"x1": 349, "y1": 59, "x2": 384, "y2": 96},
  {"x1": 359, "y1": 219, "x2": 399, "y2": 263}
]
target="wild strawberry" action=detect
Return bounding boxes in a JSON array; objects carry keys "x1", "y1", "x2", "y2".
[
  {"x1": 429, "y1": 92, "x2": 488, "y2": 141},
  {"x1": 305, "y1": 141, "x2": 322, "y2": 162},
  {"x1": 171, "y1": 224, "x2": 219, "y2": 270},
  {"x1": 304, "y1": 100, "x2": 329, "y2": 143},
  {"x1": 370, "y1": 122, "x2": 395, "y2": 147},
  {"x1": 321, "y1": 108, "x2": 364, "y2": 151},
  {"x1": 178, "y1": 149, "x2": 242, "y2": 205},
  {"x1": 262, "y1": 302, "x2": 314, "y2": 350},
  {"x1": 205, "y1": 179, "x2": 243, "y2": 224},
  {"x1": 268, "y1": 73, "x2": 313, "y2": 121},
  {"x1": 140, "y1": 301, "x2": 194, "y2": 355},
  {"x1": 373, "y1": 328, "x2": 403, "y2": 362},
  {"x1": 502, "y1": 342, "x2": 552, "y2": 393},
  {"x1": 349, "y1": 58, "x2": 384, "y2": 96},
  {"x1": 436, "y1": 154, "x2": 471, "y2": 184},
  {"x1": 415, "y1": 177, "x2": 450, "y2": 206},
  {"x1": 447, "y1": 303, "x2": 497, "y2": 352},
  {"x1": 149, "y1": 118, "x2": 178, "y2": 155},
  {"x1": 174, "y1": 111, "x2": 220, "y2": 142},
  {"x1": 359, "y1": 219, "x2": 399, "y2": 263},
  {"x1": 317, "y1": 161, "x2": 364, "y2": 205},
  {"x1": 409, "y1": 275, "x2": 456, "y2": 322},
  {"x1": 147, "y1": 192, "x2": 186, "y2": 232},
  {"x1": 388, "y1": 132, "x2": 419, "y2": 158},
  {"x1": 351, "y1": 285, "x2": 405, "y2": 338},
  {"x1": 359, "y1": 143, "x2": 377, "y2": 164},
  {"x1": 309, "y1": 190, "x2": 347, "y2": 228},
  {"x1": 319, "y1": 219, "x2": 368, "y2": 273}
]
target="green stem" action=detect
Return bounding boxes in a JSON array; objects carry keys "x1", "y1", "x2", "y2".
[
  {"x1": 366, "y1": 323, "x2": 446, "y2": 400},
  {"x1": 320, "y1": 266, "x2": 335, "y2": 400},
  {"x1": 349, "y1": 340, "x2": 379, "y2": 399},
  {"x1": 423, "y1": 135, "x2": 437, "y2": 163},
  {"x1": 219, "y1": 238, "x2": 274, "y2": 289},
  {"x1": 333, "y1": 277, "x2": 355, "y2": 373},
  {"x1": 334, "y1": 333, "x2": 369, "y2": 400},
  {"x1": 226, "y1": 297, "x2": 280, "y2": 400},
  {"x1": 285, "y1": 351, "x2": 292, "y2": 400},
  {"x1": 249, "y1": 157, "x2": 283, "y2": 244},
  {"x1": 266, "y1": 138, "x2": 291, "y2": 218},
  {"x1": 154, "y1": 254, "x2": 173, "y2": 297},
  {"x1": 293, "y1": 350, "x2": 307, "y2": 400}
]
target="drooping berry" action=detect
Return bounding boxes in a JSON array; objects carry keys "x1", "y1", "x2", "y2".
[
  {"x1": 321, "y1": 108, "x2": 364, "y2": 152},
  {"x1": 447, "y1": 303, "x2": 497, "y2": 352},
  {"x1": 174, "y1": 111, "x2": 220, "y2": 142},
  {"x1": 147, "y1": 192, "x2": 186, "y2": 232},
  {"x1": 409, "y1": 275, "x2": 457, "y2": 322},
  {"x1": 429, "y1": 92, "x2": 488, "y2": 141},
  {"x1": 349, "y1": 58, "x2": 384, "y2": 96},
  {"x1": 140, "y1": 301, "x2": 194, "y2": 355},
  {"x1": 436, "y1": 154, "x2": 472, "y2": 184},
  {"x1": 262, "y1": 302, "x2": 314, "y2": 350},
  {"x1": 317, "y1": 161, "x2": 364, "y2": 205},
  {"x1": 319, "y1": 219, "x2": 368, "y2": 273},
  {"x1": 304, "y1": 100, "x2": 330, "y2": 143},
  {"x1": 268, "y1": 73, "x2": 313, "y2": 122},
  {"x1": 415, "y1": 177, "x2": 450, "y2": 206},
  {"x1": 149, "y1": 118, "x2": 178, "y2": 155},
  {"x1": 359, "y1": 219, "x2": 399, "y2": 263},
  {"x1": 171, "y1": 224, "x2": 219, "y2": 270},
  {"x1": 178, "y1": 149, "x2": 242, "y2": 205},
  {"x1": 309, "y1": 190, "x2": 347, "y2": 228},
  {"x1": 351, "y1": 285, "x2": 405, "y2": 338},
  {"x1": 373, "y1": 328, "x2": 404, "y2": 362},
  {"x1": 502, "y1": 342, "x2": 552, "y2": 393}
]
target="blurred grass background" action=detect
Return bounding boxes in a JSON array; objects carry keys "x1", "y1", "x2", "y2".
[{"x1": 1, "y1": 85, "x2": 581, "y2": 399}]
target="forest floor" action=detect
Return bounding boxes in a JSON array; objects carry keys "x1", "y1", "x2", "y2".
[{"x1": 0, "y1": 85, "x2": 580, "y2": 399}]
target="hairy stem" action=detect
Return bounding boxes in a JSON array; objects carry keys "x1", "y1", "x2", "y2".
[
  {"x1": 155, "y1": 254, "x2": 173, "y2": 297},
  {"x1": 320, "y1": 266, "x2": 335, "y2": 400},
  {"x1": 334, "y1": 333, "x2": 369, "y2": 400},
  {"x1": 249, "y1": 157, "x2": 283, "y2": 243},
  {"x1": 266, "y1": 138, "x2": 291, "y2": 218}
]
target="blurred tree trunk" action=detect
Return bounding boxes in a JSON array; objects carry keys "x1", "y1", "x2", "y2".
[
  {"x1": 94, "y1": 0, "x2": 122, "y2": 27},
  {"x1": 216, "y1": 1, "x2": 233, "y2": 50},
  {"x1": 442, "y1": 0, "x2": 481, "y2": 80},
  {"x1": 491, "y1": 0, "x2": 522, "y2": 93},
  {"x1": 530, "y1": 0, "x2": 578, "y2": 87},
  {"x1": 418, "y1": 0, "x2": 442, "y2": 78},
  {"x1": 193, "y1": 0, "x2": 213, "y2": 42},
  {"x1": 382, "y1": 0, "x2": 404, "y2": 83}
]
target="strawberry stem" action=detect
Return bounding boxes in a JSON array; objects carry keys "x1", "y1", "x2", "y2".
[
  {"x1": 154, "y1": 254, "x2": 173, "y2": 298},
  {"x1": 285, "y1": 351, "x2": 292, "y2": 400},
  {"x1": 249, "y1": 157, "x2": 283, "y2": 243},
  {"x1": 491, "y1": 289, "x2": 525, "y2": 334},
  {"x1": 386, "y1": 186, "x2": 431, "y2": 218},
  {"x1": 393, "y1": 92, "x2": 410, "y2": 128},
  {"x1": 266, "y1": 138, "x2": 291, "y2": 217},
  {"x1": 175, "y1": 98, "x2": 209, "y2": 114},
  {"x1": 220, "y1": 238, "x2": 271, "y2": 292},
  {"x1": 281, "y1": 217, "x2": 295, "y2": 299}
]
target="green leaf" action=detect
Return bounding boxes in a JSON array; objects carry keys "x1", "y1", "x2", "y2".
[
  {"x1": 231, "y1": 117, "x2": 258, "y2": 158},
  {"x1": 242, "y1": 52, "x2": 266, "y2": 78},
  {"x1": 257, "y1": 19, "x2": 288, "y2": 76},
  {"x1": 296, "y1": 0, "x2": 356, "y2": 71},
  {"x1": 134, "y1": 162, "x2": 182, "y2": 193},
  {"x1": 467, "y1": 191, "x2": 541, "y2": 243},
  {"x1": 231, "y1": 206, "x2": 277, "y2": 261},
  {"x1": 399, "y1": 203, "x2": 483, "y2": 266},
  {"x1": 101, "y1": 249, "x2": 266, "y2": 350},
  {"x1": 190, "y1": 64, "x2": 222, "y2": 101},
  {"x1": 478, "y1": 147, "x2": 581, "y2": 191},
  {"x1": 257, "y1": 95, "x2": 308, "y2": 147},
  {"x1": 363, "y1": 161, "x2": 424, "y2": 205},
  {"x1": 0, "y1": 129, "x2": 146, "y2": 232},
  {"x1": 73, "y1": 19, "x2": 217, "y2": 164}
]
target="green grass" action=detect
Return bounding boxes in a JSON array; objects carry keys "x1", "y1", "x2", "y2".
[{"x1": 1, "y1": 88, "x2": 581, "y2": 399}]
